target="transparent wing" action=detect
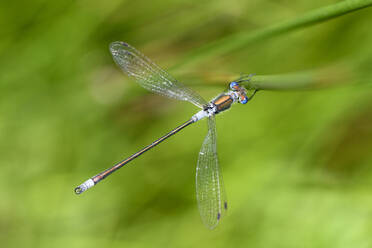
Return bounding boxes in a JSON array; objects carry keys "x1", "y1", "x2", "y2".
[
  {"x1": 109, "y1": 41, "x2": 207, "y2": 108},
  {"x1": 196, "y1": 115, "x2": 227, "y2": 229}
]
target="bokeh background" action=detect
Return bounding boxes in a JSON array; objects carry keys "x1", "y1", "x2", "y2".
[{"x1": 1, "y1": 0, "x2": 372, "y2": 247}]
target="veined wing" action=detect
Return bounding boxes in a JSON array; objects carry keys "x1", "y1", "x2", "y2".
[
  {"x1": 109, "y1": 41, "x2": 207, "y2": 108},
  {"x1": 196, "y1": 115, "x2": 227, "y2": 229}
]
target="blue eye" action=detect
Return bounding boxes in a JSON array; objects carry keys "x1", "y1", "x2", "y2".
[
  {"x1": 240, "y1": 97, "x2": 248, "y2": 104},
  {"x1": 230, "y1": 81, "x2": 238, "y2": 90}
]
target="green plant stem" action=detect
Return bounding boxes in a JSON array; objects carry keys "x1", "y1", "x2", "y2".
[
  {"x1": 181, "y1": 63, "x2": 355, "y2": 91},
  {"x1": 171, "y1": 0, "x2": 372, "y2": 71},
  {"x1": 245, "y1": 73, "x2": 344, "y2": 91}
]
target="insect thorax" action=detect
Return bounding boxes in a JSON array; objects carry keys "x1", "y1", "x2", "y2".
[{"x1": 210, "y1": 93, "x2": 237, "y2": 114}]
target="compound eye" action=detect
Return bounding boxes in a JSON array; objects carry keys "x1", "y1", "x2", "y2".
[
  {"x1": 229, "y1": 81, "x2": 239, "y2": 90},
  {"x1": 239, "y1": 95, "x2": 248, "y2": 104}
]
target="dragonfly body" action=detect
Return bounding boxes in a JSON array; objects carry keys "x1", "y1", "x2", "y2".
[
  {"x1": 75, "y1": 41, "x2": 257, "y2": 229},
  {"x1": 211, "y1": 93, "x2": 235, "y2": 113},
  {"x1": 192, "y1": 83, "x2": 249, "y2": 122}
]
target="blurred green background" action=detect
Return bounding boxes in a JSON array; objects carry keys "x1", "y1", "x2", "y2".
[{"x1": 1, "y1": 0, "x2": 372, "y2": 247}]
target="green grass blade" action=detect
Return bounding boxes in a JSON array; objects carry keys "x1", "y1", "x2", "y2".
[{"x1": 172, "y1": 0, "x2": 372, "y2": 70}]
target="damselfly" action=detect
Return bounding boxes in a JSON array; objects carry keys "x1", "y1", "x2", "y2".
[{"x1": 75, "y1": 42, "x2": 257, "y2": 229}]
